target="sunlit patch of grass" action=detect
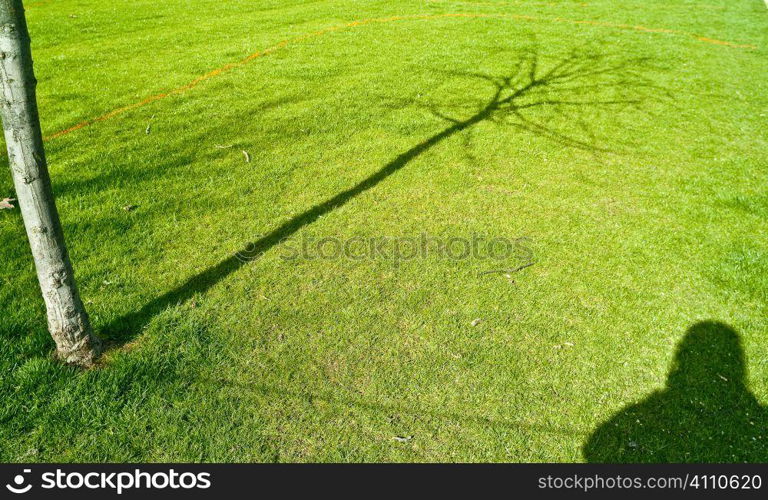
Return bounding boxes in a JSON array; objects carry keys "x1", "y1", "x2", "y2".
[{"x1": 0, "y1": 0, "x2": 766, "y2": 462}]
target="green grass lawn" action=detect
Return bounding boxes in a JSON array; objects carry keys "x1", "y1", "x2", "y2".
[{"x1": 1, "y1": 0, "x2": 767, "y2": 462}]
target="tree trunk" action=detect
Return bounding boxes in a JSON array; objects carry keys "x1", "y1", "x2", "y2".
[{"x1": 0, "y1": 0, "x2": 101, "y2": 366}]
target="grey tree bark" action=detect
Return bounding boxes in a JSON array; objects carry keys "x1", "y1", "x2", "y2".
[{"x1": 0, "y1": 0, "x2": 101, "y2": 366}]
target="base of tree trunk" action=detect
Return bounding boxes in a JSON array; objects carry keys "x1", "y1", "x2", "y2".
[{"x1": 54, "y1": 334, "x2": 103, "y2": 367}]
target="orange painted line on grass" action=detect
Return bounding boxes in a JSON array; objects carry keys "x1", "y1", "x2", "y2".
[{"x1": 45, "y1": 12, "x2": 757, "y2": 141}]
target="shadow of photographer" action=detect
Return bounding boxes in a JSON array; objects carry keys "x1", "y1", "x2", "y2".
[{"x1": 583, "y1": 321, "x2": 768, "y2": 462}]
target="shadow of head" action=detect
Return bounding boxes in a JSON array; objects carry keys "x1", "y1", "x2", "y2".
[
  {"x1": 583, "y1": 321, "x2": 768, "y2": 463},
  {"x1": 667, "y1": 321, "x2": 746, "y2": 396}
]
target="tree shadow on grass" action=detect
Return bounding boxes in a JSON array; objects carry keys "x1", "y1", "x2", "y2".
[
  {"x1": 583, "y1": 321, "x2": 768, "y2": 463},
  {"x1": 102, "y1": 46, "x2": 661, "y2": 345}
]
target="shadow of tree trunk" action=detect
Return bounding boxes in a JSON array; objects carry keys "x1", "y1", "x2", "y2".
[{"x1": 102, "y1": 47, "x2": 661, "y2": 346}]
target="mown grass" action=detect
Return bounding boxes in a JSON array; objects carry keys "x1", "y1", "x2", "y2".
[{"x1": 0, "y1": 0, "x2": 766, "y2": 462}]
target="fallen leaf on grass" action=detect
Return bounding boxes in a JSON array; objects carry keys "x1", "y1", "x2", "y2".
[
  {"x1": 393, "y1": 435, "x2": 413, "y2": 443},
  {"x1": 471, "y1": 318, "x2": 482, "y2": 327},
  {"x1": 145, "y1": 114, "x2": 155, "y2": 135},
  {"x1": 242, "y1": 150, "x2": 251, "y2": 163},
  {"x1": 0, "y1": 198, "x2": 16, "y2": 210}
]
